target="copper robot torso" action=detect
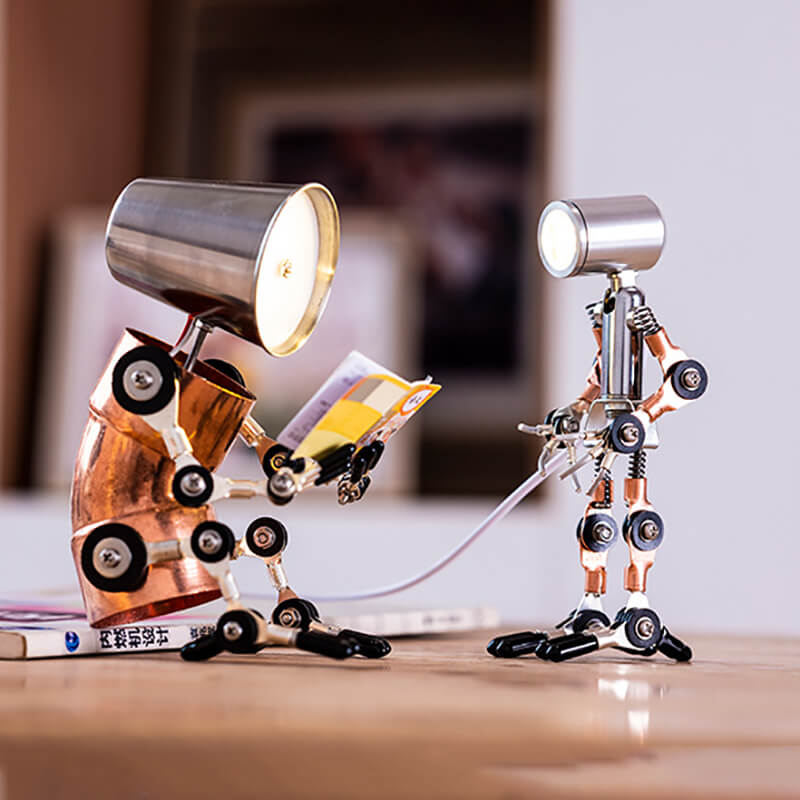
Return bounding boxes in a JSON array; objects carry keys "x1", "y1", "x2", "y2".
[{"x1": 70, "y1": 329, "x2": 256, "y2": 627}]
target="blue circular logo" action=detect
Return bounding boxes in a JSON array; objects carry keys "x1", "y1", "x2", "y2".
[{"x1": 65, "y1": 631, "x2": 80, "y2": 653}]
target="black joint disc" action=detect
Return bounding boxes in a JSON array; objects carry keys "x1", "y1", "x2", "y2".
[
  {"x1": 669, "y1": 359, "x2": 708, "y2": 400},
  {"x1": 172, "y1": 465, "x2": 213, "y2": 507},
  {"x1": 111, "y1": 345, "x2": 176, "y2": 415},
  {"x1": 628, "y1": 510, "x2": 664, "y2": 551},
  {"x1": 262, "y1": 444, "x2": 290, "y2": 478},
  {"x1": 190, "y1": 521, "x2": 235, "y2": 563},
  {"x1": 245, "y1": 517, "x2": 288, "y2": 558},
  {"x1": 216, "y1": 609, "x2": 260, "y2": 654},
  {"x1": 80, "y1": 523, "x2": 148, "y2": 593}
]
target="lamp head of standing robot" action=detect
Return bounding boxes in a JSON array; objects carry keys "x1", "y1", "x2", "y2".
[{"x1": 537, "y1": 195, "x2": 665, "y2": 281}]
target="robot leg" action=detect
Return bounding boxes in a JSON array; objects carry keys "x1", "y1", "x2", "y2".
[
  {"x1": 238, "y1": 516, "x2": 391, "y2": 659},
  {"x1": 541, "y1": 475, "x2": 691, "y2": 662},
  {"x1": 487, "y1": 502, "x2": 616, "y2": 659}
]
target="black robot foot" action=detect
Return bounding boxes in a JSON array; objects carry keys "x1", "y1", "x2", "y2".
[{"x1": 487, "y1": 631, "x2": 548, "y2": 658}]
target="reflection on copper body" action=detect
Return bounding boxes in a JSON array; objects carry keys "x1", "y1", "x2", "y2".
[{"x1": 70, "y1": 329, "x2": 255, "y2": 627}]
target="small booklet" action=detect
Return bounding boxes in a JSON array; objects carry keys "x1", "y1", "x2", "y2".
[
  {"x1": 0, "y1": 604, "x2": 214, "y2": 660},
  {"x1": 278, "y1": 351, "x2": 440, "y2": 462},
  {"x1": 0, "y1": 602, "x2": 498, "y2": 660}
]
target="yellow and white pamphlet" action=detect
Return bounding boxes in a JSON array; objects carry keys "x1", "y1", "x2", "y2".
[{"x1": 278, "y1": 351, "x2": 440, "y2": 462}]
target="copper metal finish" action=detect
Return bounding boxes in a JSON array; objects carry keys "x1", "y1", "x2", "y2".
[
  {"x1": 623, "y1": 477, "x2": 652, "y2": 514},
  {"x1": 590, "y1": 476, "x2": 613, "y2": 506},
  {"x1": 580, "y1": 546, "x2": 607, "y2": 594},
  {"x1": 71, "y1": 329, "x2": 255, "y2": 627},
  {"x1": 624, "y1": 547, "x2": 656, "y2": 593}
]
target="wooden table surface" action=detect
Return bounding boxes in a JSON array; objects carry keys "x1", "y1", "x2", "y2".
[{"x1": 1, "y1": 631, "x2": 799, "y2": 799}]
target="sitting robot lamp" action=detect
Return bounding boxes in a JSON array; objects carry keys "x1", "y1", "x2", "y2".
[
  {"x1": 489, "y1": 195, "x2": 708, "y2": 663},
  {"x1": 71, "y1": 178, "x2": 391, "y2": 662}
]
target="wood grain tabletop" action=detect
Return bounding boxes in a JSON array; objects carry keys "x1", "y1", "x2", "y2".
[{"x1": 1, "y1": 631, "x2": 799, "y2": 799}]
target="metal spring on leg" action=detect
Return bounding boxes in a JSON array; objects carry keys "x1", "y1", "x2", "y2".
[
  {"x1": 593, "y1": 456, "x2": 612, "y2": 507},
  {"x1": 628, "y1": 450, "x2": 647, "y2": 479},
  {"x1": 629, "y1": 306, "x2": 660, "y2": 336}
]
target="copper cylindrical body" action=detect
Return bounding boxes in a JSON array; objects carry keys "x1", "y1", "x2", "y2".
[{"x1": 71, "y1": 329, "x2": 255, "y2": 627}]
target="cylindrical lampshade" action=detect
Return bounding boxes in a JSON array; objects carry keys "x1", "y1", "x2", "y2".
[
  {"x1": 105, "y1": 178, "x2": 340, "y2": 356},
  {"x1": 537, "y1": 195, "x2": 665, "y2": 279}
]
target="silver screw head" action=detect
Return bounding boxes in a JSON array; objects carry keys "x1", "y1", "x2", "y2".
[
  {"x1": 594, "y1": 522, "x2": 614, "y2": 543},
  {"x1": 635, "y1": 617, "x2": 656, "y2": 640},
  {"x1": 680, "y1": 368, "x2": 702, "y2": 390},
  {"x1": 100, "y1": 548, "x2": 122, "y2": 567},
  {"x1": 197, "y1": 529, "x2": 223, "y2": 555},
  {"x1": 640, "y1": 520, "x2": 660, "y2": 541},
  {"x1": 222, "y1": 620, "x2": 243, "y2": 641},
  {"x1": 270, "y1": 471, "x2": 296, "y2": 498},
  {"x1": 253, "y1": 527, "x2": 276, "y2": 549},
  {"x1": 92, "y1": 536, "x2": 133, "y2": 579},
  {"x1": 619, "y1": 423, "x2": 640, "y2": 446},
  {"x1": 180, "y1": 471, "x2": 207, "y2": 497},
  {"x1": 123, "y1": 360, "x2": 163, "y2": 401},
  {"x1": 279, "y1": 608, "x2": 302, "y2": 627}
]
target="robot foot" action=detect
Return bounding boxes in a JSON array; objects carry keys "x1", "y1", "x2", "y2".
[
  {"x1": 486, "y1": 631, "x2": 548, "y2": 658},
  {"x1": 487, "y1": 608, "x2": 611, "y2": 659},
  {"x1": 538, "y1": 607, "x2": 692, "y2": 663},
  {"x1": 179, "y1": 607, "x2": 361, "y2": 662},
  {"x1": 272, "y1": 597, "x2": 391, "y2": 659}
]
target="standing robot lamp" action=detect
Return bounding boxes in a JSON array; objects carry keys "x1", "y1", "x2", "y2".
[
  {"x1": 488, "y1": 195, "x2": 707, "y2": 663},
  {"x1": 71, "y1": 178, "x2": 392, "y2": 662}
]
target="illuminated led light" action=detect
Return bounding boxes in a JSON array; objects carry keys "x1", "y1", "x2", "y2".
[
  {"x1": 255, "y1": 190, "x2": 321, "y2": 353},
  {"x1": 539, "y1": 206, "x2": 581, "y2": 276}
]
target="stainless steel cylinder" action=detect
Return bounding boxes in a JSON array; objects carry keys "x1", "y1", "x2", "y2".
[
  {"x1": 537, "y1": 195, "x2": 665, "y2": 278},
  {"x1": 106, "y1": 178, "x2": 339, "y2": 356},
  {"x1": 600, "y1": 284, "x2": 645, "y2": 410}
]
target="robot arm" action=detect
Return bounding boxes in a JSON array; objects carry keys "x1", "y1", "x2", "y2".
[{"x1": 629, "y1": 306, "x2": 708, "y2": 424}]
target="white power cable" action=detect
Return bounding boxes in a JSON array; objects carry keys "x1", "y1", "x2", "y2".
[{"x1": 252, "y1": 448, "x2": 570, "y2": 603}]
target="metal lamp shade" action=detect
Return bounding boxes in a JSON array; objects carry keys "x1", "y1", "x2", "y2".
[{"x1": 105, "y1": 178, "x2": 340, "y2": 356}]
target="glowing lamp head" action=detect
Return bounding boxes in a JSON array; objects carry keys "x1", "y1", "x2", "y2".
[
  {"x1": 537, "y1": 195, "x2": 665, "y2": 279},
  {"x1": 106, "y1": 179, "x2": 339, "y2": 356}
]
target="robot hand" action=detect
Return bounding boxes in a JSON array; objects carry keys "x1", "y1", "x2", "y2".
[
  {"x1": 336, "y1": 441, "x2": 385, "y2": 505},
  {"x1": 262, "y1": 441, "x2": 386, "y2": 506}
]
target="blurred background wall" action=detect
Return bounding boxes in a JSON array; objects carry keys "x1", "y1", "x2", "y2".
[{"x1": 1, "y1": 0, "x2": 799, "y2": 634}]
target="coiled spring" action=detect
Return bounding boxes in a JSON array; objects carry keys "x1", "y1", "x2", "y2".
[
  {"x1": 593, "y1": 455, "x2": 613, "y2": 506},
  {"x1": 629, "y1": 306, "x2": 660, "y2": 336},
  {"x1": 585, "y1": 301, "x2": 602, "y2": 329},
  {"x1": 628, "y1": 449, "x2": 647, "y2": 479}
]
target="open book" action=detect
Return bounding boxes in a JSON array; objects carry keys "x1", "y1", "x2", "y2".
[{"x1": 278, "y1": 351, "x2": 440, "y2": 462}]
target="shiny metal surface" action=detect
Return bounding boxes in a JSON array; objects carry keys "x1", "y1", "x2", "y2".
[
  {"x1": 538, "y1": 195, "x2": 665, "y2": 278},
  {"x1": 601, "y1": 284, "x2": 645, "y2": 411},
  {"x1": 71, "y1": 329, "x2": 256, "y2": 627},
  {"x1": 106, "y1": 178, "x2": 339, "y2": 355}
]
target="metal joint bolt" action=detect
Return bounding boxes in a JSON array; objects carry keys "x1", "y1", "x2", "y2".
[
  {"x1": 222, "y1": 621, "x2": 243, "y2": 641},
  {"x1": 635, "y1": 617, "x2": 656, "y2": 641},
  {"x1": 180, "y1": 472, "x2": 207, "y2": 497},
  {"x1": 619, "y1": 423, "x2": 640, "y2": 446},
  {"x1": 680, "y1": 368, "x2": 702, "y2": 390},
  {"x1": 197, "y1": 530, "x2": 223, "y2": 555},
  {"x1": 640, "y1": 520, "x2": 660, "y2": 541},
  {"x1": 253, "y1": 527, "x2": 276, "y2": 550},
  {"x1": 593, "y1": 522, "x2": 614, "y2": 543}
]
